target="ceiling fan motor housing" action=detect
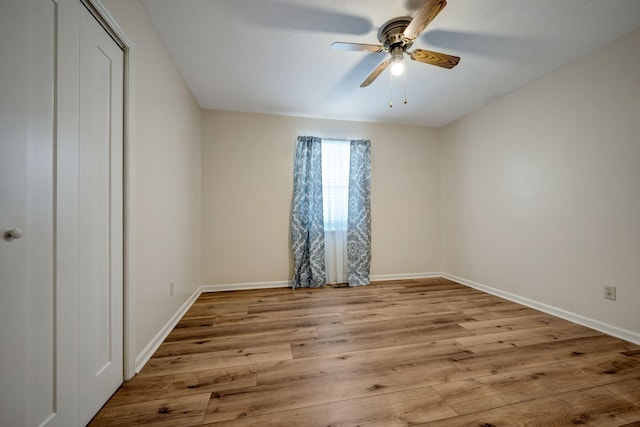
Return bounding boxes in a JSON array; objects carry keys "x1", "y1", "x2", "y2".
[{"x1": 377, "y1": 16, "x2": 414, "y2": 59}]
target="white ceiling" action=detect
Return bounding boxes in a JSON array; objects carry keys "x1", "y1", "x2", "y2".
[{"x1": 140, "y1": 0, "x2": 640, "y2": 127}]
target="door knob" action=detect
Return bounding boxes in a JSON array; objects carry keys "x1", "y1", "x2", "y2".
[{"x1": 3, "y1": 228, "x2": 23, "y2": 241}]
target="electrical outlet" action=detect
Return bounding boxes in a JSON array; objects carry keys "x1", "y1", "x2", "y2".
[
  {"x1": 604, "y1": 286, "x2": 616, "y2": 301},
  {"x1": 170, "y1": 282, "x2": 175, "y2": 296}
]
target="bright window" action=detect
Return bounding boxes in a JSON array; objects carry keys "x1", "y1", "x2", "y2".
[{"x1": 321, "y1": 139, "x2": 350, "y2": 231}]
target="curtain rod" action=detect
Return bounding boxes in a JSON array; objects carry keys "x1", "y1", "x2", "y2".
[{"x1": 318, "y1": 137, "x2": 367, "y2": 142}]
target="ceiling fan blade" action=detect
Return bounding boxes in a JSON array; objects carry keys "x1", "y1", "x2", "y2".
[
  {"x1": 403, "y1": 0, "x2": 447, "y2": 41},
  {"x1": 360, "y1": 59, "x2": 391, "y2": 87},
  {"x1": 331, "y1": 42, "x2": 384, "y2": 53},
  {"x1": 409, "y1": 49, "x2": 460, "y2": 69}
]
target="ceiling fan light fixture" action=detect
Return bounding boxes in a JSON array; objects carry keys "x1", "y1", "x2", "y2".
[
  {"x1": 390, "y1": 45, "x2": 405, "y2": 76},
  {"x1": 390, "y1": 61, "x2": 405, "y2": 76}
]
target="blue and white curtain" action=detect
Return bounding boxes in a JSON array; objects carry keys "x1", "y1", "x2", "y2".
[
  {"x1": 291, "y1": 136, "x2": 371, "y2": 288},
  {"x1": 347, "y1": 140, "x2": 371, "y2": 286},
  {"x1": 291, "y1": 136, "x2": 325, "y2": 289}
]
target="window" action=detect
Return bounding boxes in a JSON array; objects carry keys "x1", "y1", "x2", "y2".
[
  {"x1": 321, "y1": 139, "x2": 350, "y2": 231},
  {"x1": 321, "y1": 139, "x2": 350, "y2": 284}
]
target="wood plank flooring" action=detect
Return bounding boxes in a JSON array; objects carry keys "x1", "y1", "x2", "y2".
[{"x1": 90, "y1": 278, "x2": 640, "y2": 426}]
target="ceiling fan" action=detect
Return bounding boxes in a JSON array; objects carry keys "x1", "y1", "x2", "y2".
[{"x1": 331, "y1": 0, "x2": 460, "y2": 87}]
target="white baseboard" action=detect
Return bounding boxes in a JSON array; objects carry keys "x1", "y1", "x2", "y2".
[
  {"x1": 442, "y1": 273, "x2": 640, "y2": 345},
  {"x1": 134, "y1": 290, "x2": 201, "y2": 373},
  {"x1": 199, "y1": 275, "x2": 447, "y2": 290},
  {"x1": 134, "y1": 280, "x2": 291, "y2": 373},
  {"x1": 199, "y1": 280, "x2": 291, "y2": 292},
  {"x1": 371, "y1": 272, "x2": 445, "y2": 281}
]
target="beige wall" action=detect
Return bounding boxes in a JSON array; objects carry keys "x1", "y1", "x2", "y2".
[
  {"x1": 201, "y1": 111, "x2": 442, "y2": 285},
  {"x1": 102, "y1": 0, "x2": 202, "y2": 355},
  {"x1": 441, "y1": 28, "x2": 640, "y2": 334}
]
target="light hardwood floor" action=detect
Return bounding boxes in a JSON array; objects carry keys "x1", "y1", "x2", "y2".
[{"x1": 90, "y1": 278, "x2": 640, "y2": 426}]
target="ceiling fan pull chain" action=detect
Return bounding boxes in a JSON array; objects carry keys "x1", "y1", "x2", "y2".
[
  {"x1": 404, "y1": 67, "x2": 408, "y2": 104},
  {"x1": 389, "y1": 69, "x2": 393, "y2": 108}
]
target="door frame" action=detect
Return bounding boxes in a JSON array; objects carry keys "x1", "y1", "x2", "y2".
[
  {"x1": 57, "y1": 0, "x2": 137, "y2": 390},
  {"x1": 86, "y1": 0, "x2": 137, "y2": 383},
  {"x1": 83, "y1": 0, "x2": 137, "y2": 382}
]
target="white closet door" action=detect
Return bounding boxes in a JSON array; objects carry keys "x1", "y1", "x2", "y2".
[
  {"x1": 0, "y1": 2, "x2": 30, "y2": 424},
  {"x1": 77, "y1": 5, "x2": 124, "y2": 424},
  {"x1": 0, "y1": 1, "x2": 55, "y2": 425}
]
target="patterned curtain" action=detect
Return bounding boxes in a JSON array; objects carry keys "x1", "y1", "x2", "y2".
[
  {"x1": 291, "y1": 136, "x2": 326, "y2": 289},
  {"x1": 347, "y1": 139, "x2": 371, "y2": 286}
]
